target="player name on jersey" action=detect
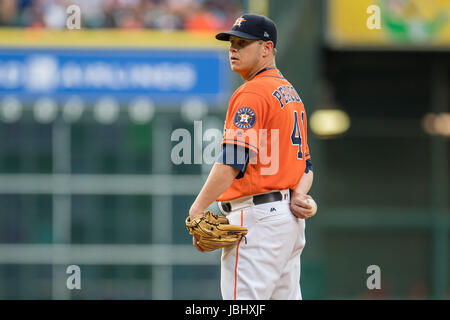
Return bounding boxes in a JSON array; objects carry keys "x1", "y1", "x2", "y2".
[{"x1": 272, "y1": 84, "x2": 302, "y2": 109}]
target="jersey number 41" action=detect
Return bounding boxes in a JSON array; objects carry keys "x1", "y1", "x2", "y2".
[{"x1": 290, "y1": 111, "x2": 305, "y2": 160}]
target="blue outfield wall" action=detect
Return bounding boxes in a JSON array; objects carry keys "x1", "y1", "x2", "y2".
[{"x1": 0, "y1": 48, "x2": 231, "y2": 107}]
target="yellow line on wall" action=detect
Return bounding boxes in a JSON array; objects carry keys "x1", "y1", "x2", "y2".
[{"x1": 0, "y1": 28, "x2": 229, "y2": 49}]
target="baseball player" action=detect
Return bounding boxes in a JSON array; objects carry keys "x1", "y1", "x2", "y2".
[{"x1": 188, "y1": 13, "x2": 315, "y2": 300}]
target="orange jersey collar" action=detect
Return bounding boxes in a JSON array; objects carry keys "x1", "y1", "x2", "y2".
[{"x1": 252, "y1": 67, "x2": 283, "y2": 80}]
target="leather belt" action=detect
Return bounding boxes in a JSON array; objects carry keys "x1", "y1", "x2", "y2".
[{"x1": 221, "y1": 191, "x2": 284, "y2": 213}]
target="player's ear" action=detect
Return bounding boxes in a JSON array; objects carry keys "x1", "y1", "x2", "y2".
[{"x1": 262, "y1": 41, "x2": 274, "y2": 58}]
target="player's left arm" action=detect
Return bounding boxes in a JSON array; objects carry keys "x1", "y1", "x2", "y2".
[
  {"x1": 189, "y1": 163, "x2": 240, "y2": 220},
  {"x1": 189, "y1": 163, "x2": 240, "y2": 252}
]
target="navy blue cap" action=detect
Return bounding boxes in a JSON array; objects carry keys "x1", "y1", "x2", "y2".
[{"x1": 216, "y1": 14, "x2": 277, "y2": 48}]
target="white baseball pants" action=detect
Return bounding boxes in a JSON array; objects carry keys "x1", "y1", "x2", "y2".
[{"x1": 219, "y1": 190, "x2": 306, "y2": 300}]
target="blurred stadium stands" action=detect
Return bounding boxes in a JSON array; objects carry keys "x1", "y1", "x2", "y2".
[
  {"x1": 0, "y1": 0, "x2": 241, "y2": 30},
  {"x1": 0, "y1": 0, "x2": 449, "y2": 300}
]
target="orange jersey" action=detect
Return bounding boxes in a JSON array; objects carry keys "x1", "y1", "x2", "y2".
[{"x1": 217, "y1": 68, "x2": 311, "y2": 201}]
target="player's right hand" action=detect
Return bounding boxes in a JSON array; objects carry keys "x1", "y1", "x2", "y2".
[{"x1": 290, "y1": 192, "x2": 314, "y2": 219}]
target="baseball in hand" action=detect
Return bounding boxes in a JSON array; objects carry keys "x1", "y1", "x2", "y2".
[{"x1": 305, "y1": 198, "x2": 317, "y2": 216}]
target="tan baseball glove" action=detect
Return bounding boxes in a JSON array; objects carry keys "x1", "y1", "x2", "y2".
[{"x1": 185, "y1": 210, "x2": 248, "y2": 252}]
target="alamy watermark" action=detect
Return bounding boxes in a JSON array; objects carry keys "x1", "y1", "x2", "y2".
[
  {"x1": 66, "y1": 265, "x2": 81, "y2": 290},
  {"x1": 66, "y1": 5, "x2": 81, "y2": 30},
  {"x1": 170, "y1": 121, "x2": 280, "y2": 175},
  {"x1": 367, "y1": 5, "x2": 381, "y2": 30},
  {"x1": 366, "y1": 265, "x2": 381, "y2": 290}
]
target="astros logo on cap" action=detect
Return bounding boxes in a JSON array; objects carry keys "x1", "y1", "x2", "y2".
[
  {"x1": 233, "y1": 16, "x2": 246, "y2": 28},
  {"x1": 234, "y1": 107, "x2": 256, "y2": 129}
]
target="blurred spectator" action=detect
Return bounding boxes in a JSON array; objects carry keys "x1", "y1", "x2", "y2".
[
  {"x1": 0, "y1": 0, "x2": 19, "y2": 26},
  {"x1": 0, "y1": 0, "x2": 243, "y2": 30},
  {"x1": 184, "y1": 10, "x2": 223, "y2": 31}
]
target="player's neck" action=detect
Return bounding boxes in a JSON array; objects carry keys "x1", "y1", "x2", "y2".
[{"x1": 242, "y1": 61, "x2": 276, "y2": 82}]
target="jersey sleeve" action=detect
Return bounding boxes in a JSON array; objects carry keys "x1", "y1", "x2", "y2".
[
  {"x1": 216, "y1": 144, "x2": 250, "y2": 179},
  {"x1": 222, "y1": 91, "x2": 268, "y2": 154}
]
